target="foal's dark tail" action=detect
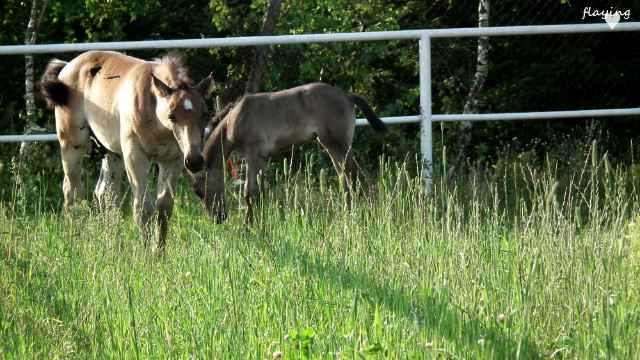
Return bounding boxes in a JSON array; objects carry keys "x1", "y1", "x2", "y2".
[
  {"x1": 347, "y1": 93, "x2": 389, "y2": 135},
  {"x1": 40, "y1": 59, "x2": 69, "y2": 109}
]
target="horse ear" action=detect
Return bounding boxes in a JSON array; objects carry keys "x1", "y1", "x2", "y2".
[
  {"x1": 195, "y1": 74, "x2": 215, "y2": 99},
  {"x1": 151, "y1": 73, "x2": 174, "y2": 98}
]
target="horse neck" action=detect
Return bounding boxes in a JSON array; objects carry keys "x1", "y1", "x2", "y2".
[{"x1": 203, "y1": 118, "x2": 233, "y2": 172}]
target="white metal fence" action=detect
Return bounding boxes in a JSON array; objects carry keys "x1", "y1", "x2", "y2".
[{"x1": 2, "y1": 22, "x2": 640, "y2": 181}]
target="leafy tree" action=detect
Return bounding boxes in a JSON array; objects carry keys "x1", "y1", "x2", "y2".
[{"x1": 2, "y1": 0, "x2": 640, "y2": 209}]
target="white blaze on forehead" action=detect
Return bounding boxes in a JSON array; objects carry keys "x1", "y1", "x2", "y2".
[{"x1": 183, "y1": 98, "x2": 193, "y2": 111}]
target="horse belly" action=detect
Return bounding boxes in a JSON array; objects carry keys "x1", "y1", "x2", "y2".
[
  {"x1": 84, "y1": 99, "x2": 122, "y2": 153},
  {"x1": 270, "y1": 123, "x2": 317, "y2": 155}
]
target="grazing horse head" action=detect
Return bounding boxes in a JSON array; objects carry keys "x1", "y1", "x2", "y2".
[
  {"x1": 191, "y1": 169, "x2": 227, "y2": 223},
  {"x1": 190, "y1": 117, "x2": 231, "y2": 223},
  {"x1": 151, "y1": 73, "x2": 214, "y2": 173}
]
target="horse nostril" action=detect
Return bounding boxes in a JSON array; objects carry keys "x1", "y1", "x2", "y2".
[{"x1": 185, "y1": 154, "x2": 204, "y2": 173}]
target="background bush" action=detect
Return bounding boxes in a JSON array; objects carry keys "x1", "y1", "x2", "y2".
[{"x1": 1, "y1": 0, "x2": 640, "y2": 209}]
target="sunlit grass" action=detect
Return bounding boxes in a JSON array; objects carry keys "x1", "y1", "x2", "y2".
[{"x1": 2, "y1": 143, "x2": 640, "y2": 359}]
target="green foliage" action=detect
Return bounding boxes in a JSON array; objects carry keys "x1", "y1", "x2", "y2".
[
  {"x1": 2, "y1": 0, "x2": 640, "y2": 210},
  {"x1": 285, "y1": 327, "x2": 315, "y2": 359}
]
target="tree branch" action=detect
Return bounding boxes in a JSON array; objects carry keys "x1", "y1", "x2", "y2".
[
  {"x1": 447, "y1": 0, "x2": 489, "y2": 179},
  {"x1": 20, "y1": 0, "x2": 50, "y2": 163},
  {"x1": 245, "y1": 0, "x2": 283, "y2": 95}
]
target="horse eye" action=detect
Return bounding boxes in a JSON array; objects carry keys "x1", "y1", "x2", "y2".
[{"x1": 168, "y1": 112, "x2": 178, "y2": 123}]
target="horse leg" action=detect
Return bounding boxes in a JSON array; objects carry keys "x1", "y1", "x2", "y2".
[
  {"x1": 94, "y1": 152, "x2": 125, "y2": 211},
  {"x1": 243, "y1": 152, "x2": 266, "y2": 226},
  {"x1": 56, "y1": 108, "x2": 90, "y2": 215},
  {"x1": 154, "y1": 159, "x2": 181, "y2": 253},
  {"x1": 344, "y1": 151, "x2": 366, "y2": 193},
  {"x1": 318, "y1": 137, "x2": 363, "y2": 211},
  {"x1": 123, "y1": 146, "x2": 154, "y2": 248}
]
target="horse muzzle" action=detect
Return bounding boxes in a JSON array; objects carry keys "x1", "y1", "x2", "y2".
[{"x1": 185, "y1": 152, "x2": 204, "y2": 173}]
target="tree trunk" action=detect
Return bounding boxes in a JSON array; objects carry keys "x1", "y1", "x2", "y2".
[
  {"x1": 448, "y1": 0, "x2": 489, "y2": 179},
  {"x1": 244, "y1": 0, "x2": 283, "y2": 95},
  {"x1": 19, "y1": 0, "x2": 50, "y2": 164}
]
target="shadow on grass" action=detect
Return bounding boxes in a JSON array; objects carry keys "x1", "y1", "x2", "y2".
[{"x1": 240, "y1": 223, "x2": 542, "y2": 359}]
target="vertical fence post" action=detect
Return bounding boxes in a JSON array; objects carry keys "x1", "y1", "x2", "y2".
[{"x1": 419, "y1": 34, "x2": 433, "y2": 190}]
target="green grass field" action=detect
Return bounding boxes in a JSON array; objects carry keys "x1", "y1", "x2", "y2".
[{"x1": 2, "y1": 145, "x2": 640, "y2": 359}]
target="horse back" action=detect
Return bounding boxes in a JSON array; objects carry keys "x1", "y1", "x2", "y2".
[
  {"x1": 58, "y1": 51, "x2": 147, "y2": 94},
  {"x1": 228, "y1": 83, "x2": 356, "y2": 155},
  {"x1": 53, "y1": 52, "x2": 160, "y2": 153}
]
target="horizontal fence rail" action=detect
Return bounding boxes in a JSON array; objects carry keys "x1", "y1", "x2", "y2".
[
  {"x1": 2, "y1": 22, "x2": 640, "y2": 183},
  {"x1": 0, "y1": 134, "x2": 59, "y2": 143},
  {"x1": 7, "y1": 108, "x2": 638, "y2": 143},
  {"x1": 2, "y1": 23, "x2": 639, "y2": 55}
]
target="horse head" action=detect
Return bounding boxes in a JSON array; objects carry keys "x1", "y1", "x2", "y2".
[
  {"x1": 191, "y1": 169, "x2": 227, "y2": 224},
  {"x1": 189, "y1": 118, "x2": 230, "y2": 223},
  {"x1": 152, "y1": 73, "x2": 214, "y2": 173}
]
